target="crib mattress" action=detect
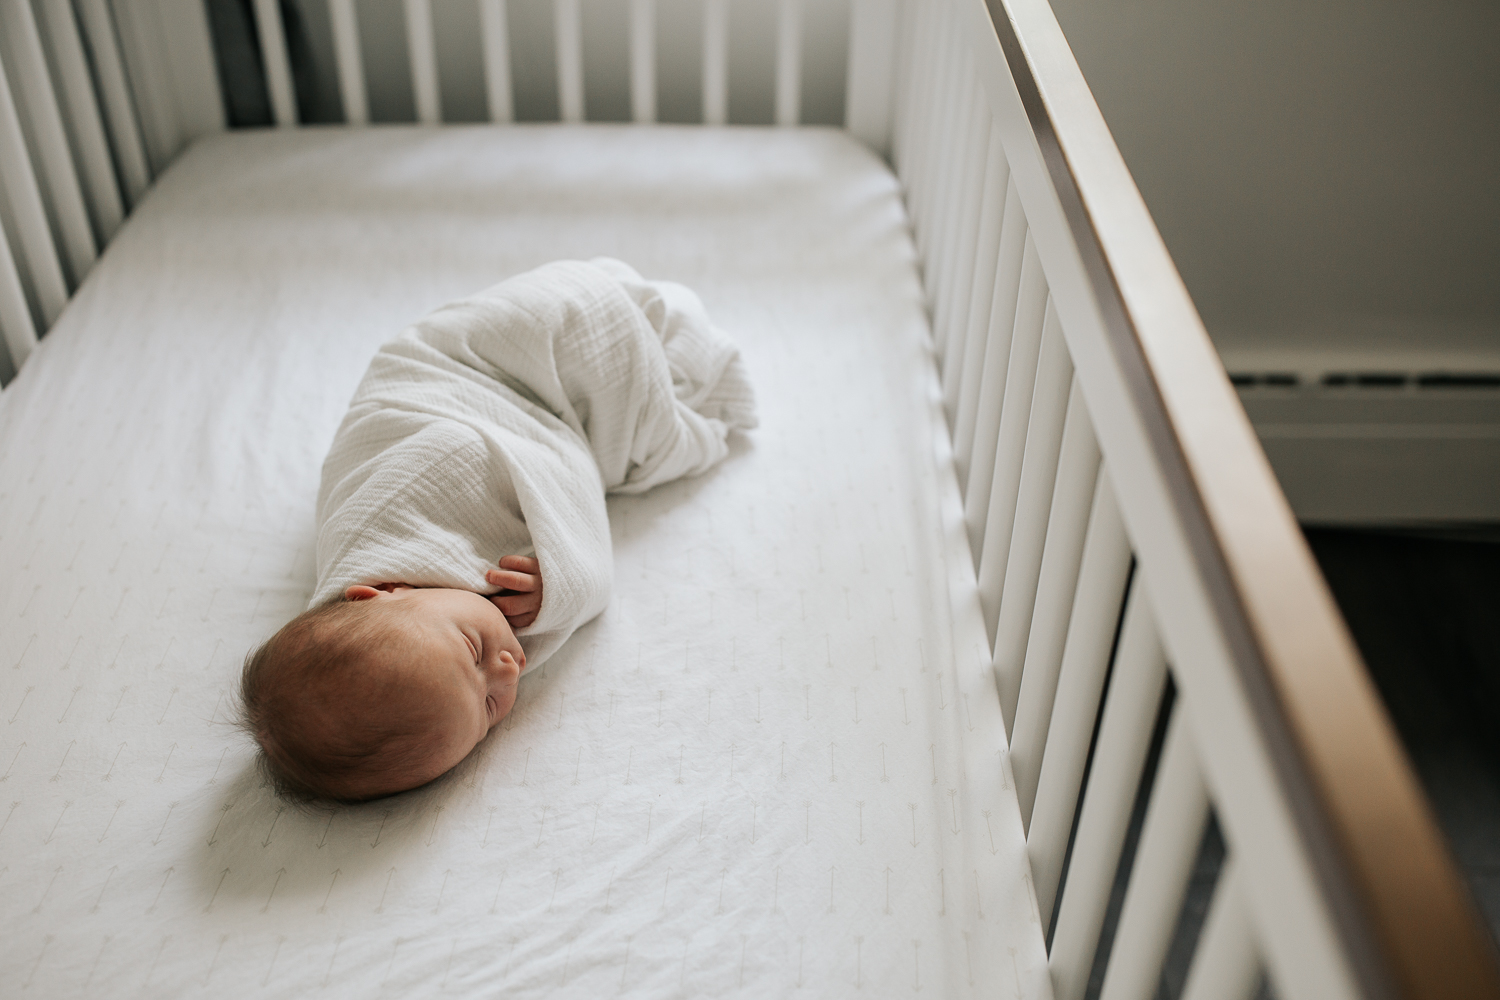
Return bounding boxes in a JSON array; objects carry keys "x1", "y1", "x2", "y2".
[{"x1": 0, "y1": 126, "x2": 1047, "y2": 997}]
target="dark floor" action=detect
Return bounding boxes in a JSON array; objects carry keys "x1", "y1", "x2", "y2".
[{"x1": 1306, "y1": 527, "x2": 1500, "y2": 942}]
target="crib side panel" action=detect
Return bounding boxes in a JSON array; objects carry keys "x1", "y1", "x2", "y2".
[
  {"x1": 0, "y1": 0, "x2": 195, "y2": 383},
  {"x1": 893, "y1": 0, "x2": 1500, "y2": 997},
  {"x1": 235, "y1": 0, "x2": 894, "y2": 140}
]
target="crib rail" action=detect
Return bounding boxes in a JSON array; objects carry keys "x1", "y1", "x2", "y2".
[
  {"x1": 897, "y1": 0, "x2": 1500, "y2": 998},
  {"x1": 0, "y1": 0, "x2": 895, "y2": 382}
]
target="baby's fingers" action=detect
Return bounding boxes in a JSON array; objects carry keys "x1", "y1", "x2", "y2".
[
  {"x1": 494, "y1": 592, "x2": 542, "y2": 616},
  {"x1": 486, "y1": 567, "x2": 538, "y2": 592},
  {"x1": 498, "y1": 554, "x2": 540, "y2": 575}
]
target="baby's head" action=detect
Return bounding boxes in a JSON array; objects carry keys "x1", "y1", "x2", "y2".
[{"x1": 241, "y1": 585, "x2": 524, "y2": 801}]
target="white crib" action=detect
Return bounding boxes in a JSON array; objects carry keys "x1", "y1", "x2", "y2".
[{"x1": 0, "y1": 0, "x2": 1495, "y2": 997}]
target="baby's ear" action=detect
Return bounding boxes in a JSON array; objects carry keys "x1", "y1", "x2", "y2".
[{"x1": 345, "y1": 585, "x2": 382, "y2": 601}]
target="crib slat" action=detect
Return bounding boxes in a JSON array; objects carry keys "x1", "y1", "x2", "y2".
[
  {"x1": 1048, "y1": 589, "x2": 1168, "y2": 1000},
  {"x1": 954, "y1": 182, "x2": 1024, "y2": 511},
  {"x1": 993, "y1": 377, "x2": 1097, "y2": 727},
  {"x1": 701, "y1": 0, "x2": 728, "y2": 124},
  {"x1": 405, "y1": 0, "x2": 441, "y2": 124},
  {"x1": 1006, "y1": 457, "x2": 1105, "y2": 799},
  {"x1": 897, "y1": 1, "x2": 935, "y2": 225},
  {"x1": 927, "y1": 61, "x2": 975, "y2": 350},
  {"x1": 1181, "y1": 857, "x2": 1262, "y2": 1000},
  {"x1": 934, "y1": 78, "x2": 987, "y2": 362},
  {"x1": 924, "y1": 28, "x2": 964, "y2": 273},
  {"x1": 887, "y1": 0, "x2": 919, "y2": 171},
  {"x1": 250, "y1": 0, "x2": 297, "y2": 126},
  {"x1": 965, "y1": 234, "x2": 1046, "y2": 563},
  {"x1": 909, "y1": 2, "x2": 947, "y2": 246},
  {"x1": 929, "y1": 57, "x2": 974, "y2": 344},
  {"x1": 0, "y1": 217, "x2": 38, "y2": 370},
  {"x1": 76, "y1": 0, "x2": 149, "y2": 205},
  {"x1": 941, "y1": 126, "x2": 1004, "y2": 424},
  {"x1": 1013, "y1": 464, "x2": 1129, "y2": 829},
  {"x1": 629, "y1": 0, "x2": 656, "y2": 123},
  {"x1": 0, "y1": 52, "x2": 67, "y2": 326},
  {"x1": 1097, "y1": 706, "x2": 1210, "y2": 1000},
  {"x1": 951, "y1": 173, "x2": 1017, "y2": 486},
  {"x1": 774, "y1": 0, "x2": 801, "y2": 125},
  {"x1": 478, "y1": 0, "x2": 515, "y2": 123},
  {"x1": 1028, "y1": 524, "x2": 1137, "y2": 924},
  {"x1": 37, "y1": 0, "x2": 123, "y2": 242},
  {"x1": 111, "y1": 1, "x2": 181, "y2": 171},
  {"x1": 328, "y1": 0, "x2": 369, "y2": 125},
  {"x1": 554, "y1": 0, "x2": 585, "y2": 122},
  {"x1": 4, "y1": 0, "x2": 97, "y2": 286},
  {"x1": 845, "y1": 0, "x2": 898, "y2": 154},
  {"x1": 978, "y1": 308, "x2": 1073, "y2": 644},
  {"x1": 911, "y1": 11, "x2": 953, "y2": 262}
]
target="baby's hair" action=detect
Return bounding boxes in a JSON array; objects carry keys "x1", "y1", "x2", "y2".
[{"x1": 240, "y1": 596, "x2": 429, "y2": 802}]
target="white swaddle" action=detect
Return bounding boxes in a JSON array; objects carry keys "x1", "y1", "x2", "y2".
[{"x1": 312, "y1": 258, "x2": 757, "y2": 666}]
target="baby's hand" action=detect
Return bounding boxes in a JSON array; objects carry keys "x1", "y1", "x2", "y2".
[{"x1": 487, "y1": 555, "x2": 543, "y2": 629}]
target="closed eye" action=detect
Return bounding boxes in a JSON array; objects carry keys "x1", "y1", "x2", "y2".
[{"x1": 463, "y1": 631, "x2": 480, "y2": 663}]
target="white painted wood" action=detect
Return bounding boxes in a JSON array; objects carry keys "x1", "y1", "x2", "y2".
[
  {"x1": 965, "y1": 234, "x2": 1045, "y2": 562},
  {"x1": 554, "y1": 0, "x2": 584, "y2": 122},
  {"x1": 2, "y1": 0, "x2": 96, "y2": 285},
  {"x1": 0, "y1": 50, "x2": 67, "y2": 325},
  {"x1": 405, "y1": 0, "x2": 441, "y2": 124},
  {"x1": 928, "y1": 60, "x2": 977, "y2": 353},
  {"x1": 882, "y1": 0, "x2": 906, "y2": 166},
  {"x1": 1181, "y1": 858, "x2": 1263, "y2": 1000},
  {"x1": 907, "y1": 2, "x2": 944, "y2": 242},
  {"x1": 76, "y1": 0, "x2": 149, "y2": 205},
  {"x1": 1013, "y1": 464, "x2": 1128, "y2": 828},
  {"x1": 909, "y1": 6, "x2": 949, "y2": 260},
  {"x1": 940, "y1": 125, "x2": 1003, "y2": 419},
  {"x1": 1028, "y1": 516, "x2": 1136, "y2": 924},
  {"x1": 949, "y1": 167, "x2": 1011, "y2": 481},
  {"x1": 893, "y1": 0, "x2": 932, "y2": 212},
  {"x1": 1048, "y1": 585, "x2": 1168, "y2": 1000},
  {"x1": 329, "y1": 0, "x2": 369, "y2": 125},
  {"x1": 886, "y1": 0, "x2": 917, "y2": 170},
  {"x1": 978, "y1": 310, "x2": 1073, "y2": 643},
  {"x1": 701, "y1": 0, "x2": 728, "y2": 124},
  {"x1": 774, "y1": 0, "x2": 801, "y2": 125},
  {"x1": 478, "y1": 0, "x2": 515, "y2": 123},
  {"x1": 953, "y1": 180, "x2": 1023, "y2": 517},
  {"x1": 37, "y1": 0, "x2": 123, "y2": 242},
  {"x1": 629, "y1": 0, "x2": 656, "y2": 123},
  {"x1": 110, "y1": 0, "x2": 182, "y2": 173},
  {"x1": 1097, "y1": 705, "x2": 1210, "y2": 1000},
  {"x1": 250, "y1": 0, "x2": 297, "y2": 126},
  {"x1": 993, "y1": 378, "x2": 1097, "y2": 724},
  {"x1": 1006, "y1": 457, "x2": 1104, "y2": 796},
  {"x1": 0, "y1": 216, "x2": 38, "y2": 369},
  {"x1": 933, "y1": 77, "x2": 986, "y2": 360},
  {"x1": 952, "y1": 0, "x2": 1363, "y2": 990},
  {"x1": 920, "y1": 23, "x2": 961, "y2": 270},
  {"x1": 845, "y1": 0, "x2": 897, "y2": 154},
  {"x1": 154, "y1": 0, "x2": 225, "y2": 140}
]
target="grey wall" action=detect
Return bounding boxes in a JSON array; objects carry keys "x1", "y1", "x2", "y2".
[{"x1": 1048, "y1": 0, "x2": 1500, "y2": 368}]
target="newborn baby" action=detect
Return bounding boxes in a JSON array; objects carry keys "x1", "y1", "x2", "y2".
[
  {"x1": 241, "y1": 259, "x2": 756, "y2": 801},
  {"x1": 240, "y1": 557, "x2": 542, "y2": 801}
]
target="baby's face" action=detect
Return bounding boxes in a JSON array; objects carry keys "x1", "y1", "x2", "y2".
[{"x1": 343, "y1": 585, "x2": 526, "y2": 795}]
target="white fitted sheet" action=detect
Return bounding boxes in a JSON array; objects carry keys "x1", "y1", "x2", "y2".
[{"x1": 0, "y1": 126, "x2": 1048, "y2": 998}]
